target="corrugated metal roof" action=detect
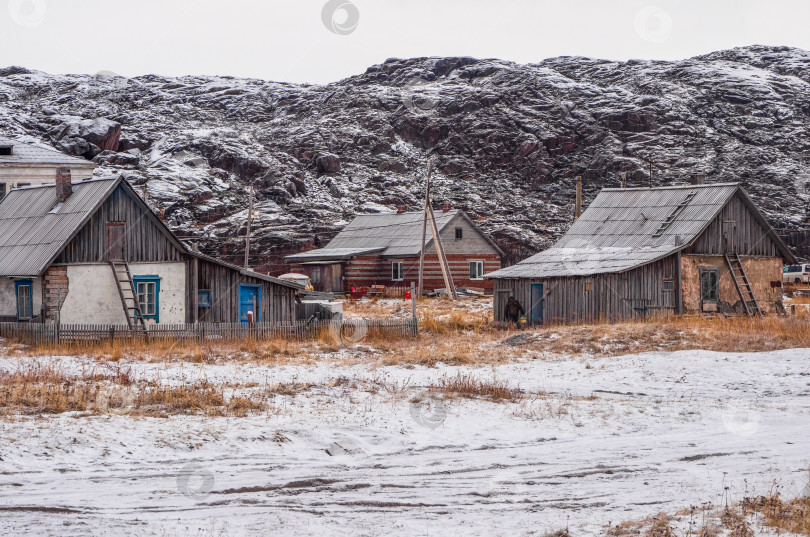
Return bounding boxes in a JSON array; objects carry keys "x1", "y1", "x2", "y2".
[
  {"x1": 487, "y1": 183, "x2": 756, "y2": 279},
  {"x1": 0, "y1": 178, "x2": 118, "y2": 276},
  {"x1": 0, "y1": 137, "x2": 97, "y2": 167},
  {"x1": 285, "y1": 210, "x2": 463, "y2": 261},
  {"x1": 286, "y1": 247, "x2": 386, "y2": 262}
]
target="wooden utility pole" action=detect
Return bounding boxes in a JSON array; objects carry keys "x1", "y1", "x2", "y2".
[
  {"x1": 244, "y1": 184, "x2": 254, "y2": 269},
  {"x1": 620, "y1": 172, "x2": 627, "y2": 188},
  {"x1": 417, "y1": 159, "x2": 434, "y2": 297},
  {"x1": 575, "y1": 176, "x2": 582, "y2": 221},
  {"x1": 427, "y1": 203, "x2": 457, "y2": 299}
]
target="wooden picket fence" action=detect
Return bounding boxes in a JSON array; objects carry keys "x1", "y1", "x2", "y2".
[{"x1": 0, "y1": 318, "x2": 418, "y2": 346}]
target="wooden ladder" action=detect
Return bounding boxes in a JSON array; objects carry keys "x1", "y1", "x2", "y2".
[
  {"x1": 724, "y1": 253, "x2": 763, "y2": 317},
  {"x1": 109, "y1": 261, "x2": 148, "y2": 331}
]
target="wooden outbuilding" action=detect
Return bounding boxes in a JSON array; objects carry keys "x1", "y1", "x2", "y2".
[
  {"x1": 285, "y1": 207, "x2": 503, "y2": 293},
  {"x1": 0, "y1": 172, "x2": 300, "y2": 324},
  {"x1": 486, "y1": 183, "x2": 796, "y2": 324}
]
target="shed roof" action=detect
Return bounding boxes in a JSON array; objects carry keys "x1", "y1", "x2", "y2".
[
  {"x1": 286, "y1": 209, "x2": 503, "y2": 262},
  {"x1": 486, "y1": 183, "x2": 795, "y2": 279},
  {"x1": 0, "y1": 137, "x2": 96, "y2": 167}
]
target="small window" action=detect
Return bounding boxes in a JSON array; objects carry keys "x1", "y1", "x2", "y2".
[
  {"x1": 198, "y1": 289, "x2": 211, "y2": 308},
  {"x1": 15, "y1": 183, "x2": 30, "y2": 189},
  {"x1": 392, "y1": 262, "x2": 404, "y2": 281},
  {"x1": 133, "y1": 276, "x2": 161, "y2": 321},
  {"x1": 455, "y1": 228, "x2": 463, "y2": 240},
  {"x1": 663, "y1": 279, "x2": 675, "y2": 292},
  {"x1": 0, "y1": 183, "x2": 6, "y2": 201},
  {"x1": 700, "y1": 268, "x2": 719, "y2": 303},
  {"x1": 15, "y1": 279, "x2": 33, "y2": 320},
  {"x1": 469, "y1": 260, "x2": 484, "y2": 280},
  {"x1": 0, "y1": 145, "x2": 12, "y2": 156},
  {"x1": 311, "y1": 267, "x2": 321, "y2": 284}
]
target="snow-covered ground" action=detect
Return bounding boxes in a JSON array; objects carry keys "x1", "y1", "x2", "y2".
[{"x1": 1, "y1": 348, "x2": 809, "y2": 536}]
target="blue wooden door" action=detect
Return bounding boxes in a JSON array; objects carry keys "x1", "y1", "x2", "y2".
[
  {"x1": 530, "y1": 283, "x2": 544, "y2": 324},
  {"x1": 239, "y1": 284, "x2": 261, "y2": 323}
]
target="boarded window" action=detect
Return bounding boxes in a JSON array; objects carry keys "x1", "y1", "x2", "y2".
[
  {"x1": 700, "y1": 268, "x2": 718, "y2": 302},
  {"x1": 663, "y1": 279, "x2": 675, "y2": 292},
  {"x1": 455, "y1": 228, "x2": 463, "y2": 240},
  {"x1": 392, "y1": 262, "x2": 404, "y2": 281},
  {"x1": 469, "y1": 261, "x2": 484, "y2": 280}
]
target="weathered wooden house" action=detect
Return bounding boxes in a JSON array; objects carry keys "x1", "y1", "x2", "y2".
[
  {"x1": 486, "y1": 183, "x2": 796, "y2": 324},
  {"x1": 0, "y1": 170, "x2": 299, "y2": 324},
  {"x1": 286, "y1": 207, "x2": 503, "y2": 293},
  {"x1": 0, "y1": 137, "x2": 96, "y2": 201}
]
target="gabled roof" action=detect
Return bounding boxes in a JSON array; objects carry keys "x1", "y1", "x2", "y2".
[
  {"x1": 487, "y1": 183, "x2": 795, "y2": 279},
  {"x1": 0, "y1": 177, "x2": 121, "y2": 276},
  {"x1": 0, "y1": 136, "x2": 96, "y2": 167},
  {"x1": 0, "y1": 176, "x2": 302, "y2": 288},
  {"x1": 286, "y1": 209, "x2": 503, "y2": 262}
]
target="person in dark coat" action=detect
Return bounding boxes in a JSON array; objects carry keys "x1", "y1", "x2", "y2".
[{"x1": 504, "y1": 296, "x2": 525, "y2": 326}]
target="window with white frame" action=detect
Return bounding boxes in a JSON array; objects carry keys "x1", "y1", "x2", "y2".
[
  {"x1": 311, "y1": 267, "x2": 321, "y2": 284},
  {"x1": 469, "y1": 260, "x2": 484, "y2": 280},
  {"x1": 133, "y1": 276, "x2": 161, "y2": 321},
  {"x1": 392, "y1": 262, "x2": 404, "y2": 281}
]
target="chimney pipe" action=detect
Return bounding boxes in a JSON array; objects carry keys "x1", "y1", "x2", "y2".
[
  {"x1": 397, "y1": 205, "x2": 407, "y2": 214},
  {"x1": 442, "y1": 202, "x2": 452, "y2": 213},
  {"x1": 55, "y1": 167, "x2": 72, "y2": 203},
  {"x1": 575, "y1": 176, "x2": 582, "y2": 221}
]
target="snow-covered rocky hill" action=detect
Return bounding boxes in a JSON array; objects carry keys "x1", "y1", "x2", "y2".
[{"x1": 2, "y1": 45, "x2": 810, "y2": 269}]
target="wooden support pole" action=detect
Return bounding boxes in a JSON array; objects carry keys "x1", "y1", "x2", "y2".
[
  {"x1": 575, "y1": 176, "x2": 582, "y2": 221},
  {"x1": 427, "y1": 204, "x2": 457, "y2": 299}
]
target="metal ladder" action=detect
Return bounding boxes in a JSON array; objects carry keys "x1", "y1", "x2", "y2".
[
  {"x1": 109, "y1": 261, "x2": 148, "y2": 330},
  {"x1": 724, "y1": 253, "x2": 763, "y2": 317}
]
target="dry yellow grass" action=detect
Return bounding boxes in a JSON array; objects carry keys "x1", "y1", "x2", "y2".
[
  {"x1": 428, "y1": 372, "x2": 523, "y2": 402},
  {"x1": 744, "y1": 495, "x2": 810, "y2": 535},
  {"x1": 0, "y1": 365, "x2": 266, "y2": 417}
]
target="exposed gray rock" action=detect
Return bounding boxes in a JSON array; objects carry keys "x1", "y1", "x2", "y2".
[{"x1": 0, "y1": 45, "x2": 809, "y2": 268}]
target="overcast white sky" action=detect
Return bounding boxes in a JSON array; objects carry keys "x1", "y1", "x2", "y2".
[{"x1": 1, "y1": 0, "x2": 809, "y2": 84}]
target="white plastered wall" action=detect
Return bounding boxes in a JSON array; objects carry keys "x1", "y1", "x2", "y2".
[{"x1": 59, "y1": 262, "x2": 186, "y2": 325}]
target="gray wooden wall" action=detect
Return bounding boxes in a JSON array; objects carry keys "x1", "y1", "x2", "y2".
[
  {"x1": 192, "y1": 258, "x2": 297, "y2": 323},
  {"x1": 56, "y1": 185, "x2": 183, "y2": 264},
  {"x1": 493, "y1": 255, "x2": 679, "y2": 324},
  {"x1": 686, "y1": 193, "x2": 781, "y2": 257}
]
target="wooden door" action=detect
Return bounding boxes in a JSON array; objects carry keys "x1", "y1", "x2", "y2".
[
  {"x1": 106, "y1": 222, "x2": 126, "y2": 261},
  {"x1": 530, "y1": 283, "x2": 544, "y2": 324}
]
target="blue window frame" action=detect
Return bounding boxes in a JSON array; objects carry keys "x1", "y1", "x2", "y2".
[
  {"x1": 15, "y1": 279, "x2": 33, "y2": 320},
  {"x1": 198, "y1": 290, "x2": 211, "y2": 308},
  {"x1": 133, "y1": 275, "x2": 161, "y2": 323}
]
